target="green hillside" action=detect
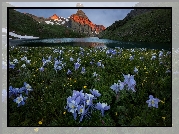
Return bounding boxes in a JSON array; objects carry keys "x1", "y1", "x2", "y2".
[
  {"x1": 98, "y1": 9, "x2": 171, "y2": 43},
  {"x1": 9, "y1": 9, "x2": 86, "y2": 39}
]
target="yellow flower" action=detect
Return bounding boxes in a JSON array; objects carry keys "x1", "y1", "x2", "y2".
[
  {"x1": 74, "y1": 80, "x2": 76, "y2": 82},
  {"x1": 162, "y1": 117, "x2": 166, "y2": 120},
  {"x1": 38, "y1": 121, "x2": 42, "y2": 125},
  {"x1": 34, "y1": 128, "x2": 39, "y2": 132},
  {"x1": 84, "y1": 86, "x2": 87, "y2": 88},
  {"x1": 160, "y1": 100, "x2": 165, "y2": 104},
  {"x1": 160, "y1": 98, "x2": 165, "y2": 104},
  {"x1": 63, "y1": 112, "x2": 66, "y2": 115}
]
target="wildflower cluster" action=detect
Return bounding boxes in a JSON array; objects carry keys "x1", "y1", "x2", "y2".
[
  {"x1": 9, "y1": 82, "x2": 33, "y2": 107},
  {"x1": 65, "y1": 89, "x2": 110, "y2": 122},
  {"x1": 110, "y1": 73, "x2": 136, "y2": 93},
  {"x1": 8, "y1": 46, "x2": 171, "y2": 126},
  {"x1": 146, "y1": 95, "x2": 160, "y2": 108}
]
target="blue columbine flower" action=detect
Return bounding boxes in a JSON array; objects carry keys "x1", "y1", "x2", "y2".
[
  {"x1": 68, "y1": 100, "x2": 79, "y2": 114},
  {"x1": 101, "y1": 64, "x2": 105, "y2": 69},
  {"x1": 26, "y1": 60, "x2": 31, "y2": 64},
  {"x1": 67, "y1": 69, "x2": 72, "y2": 75},
  {"x1": 54, "y1": 60, "x2": 63, "y2": 72},
  {"x1": 21, "y1": 56, "x2": 27, "y2": 61},
  {"x1": 13, "y1": 94, "x2": 28, "y2": 107},
  {"x1": 74, "y1": 62, "x2": 81, "y2": 71},
  {"x1": 110, "y1": 80, "x2": 125, "y2": 94},
  {"x1": 112, "y1": 50, "x2": 117, "y2": 55},
  {"x1": 54, "y1": 57, "x2": 57, "y2": 61},
  {"x1": 39, "y1": 66, "x2": 44, "y2": 72},
  {"x1": 72, "y1": 90, "x2": 85, "y2": 102},
  {"x1": 90, "y1": 89, "x2": 101, "y2": 97},
  {"x1": 77, "y1": 58, "x2": 81, "y2": 62},
  {"x1": 9, "y1": 61, "x2": 15, "y2": 69},
  {"x1": 53, "y1": 49, "x2": 59, "y2": 53},
  {"x1": 10, "y1": 87, "x2": 20, "y2": 97},
  {"x1": 110, "y1": 83, "x2": 120, "y2": 94},
  {"x1": 55, "y1": 66, "x2": 62, "y2": 71},
  {"x1": 9, "y1": 86, "x2": 15, "y2": 98},
  {"x1": 159, "y1": 51, "x2": 163, "y2": 58},
  {"x1": 17, "y1": 87, "x2": 26, "y2": 94},
  {"x1": 151, "y1": 55, "x2": 156, "y2": 60},
  {"x1": 129, "y1": 56, "x2": 134, "y2": 61},
  {"x1": 84, "y1": 93, "x2": 96, "y2": 113},
  {"x1": 21, "y1": 64, "x2": 26, "y2": 68},
  {"x1": 85, "y1": 93, "x2": 95, "y2": 105},
  {"x1": 123, "y1": 74, "x2": 136, "y2": 92},
  {"x1": 48, "y1": 55, "x2": 52, "y2": 61},
  {"x1": 81, "y1": 67, "x2": 86, "y2": 74},
  {"x1": 70, "y1": 57, "x2": 74, "y2": 62},
  {"x1": 13, "y1": 59, "x2": 18, "y2": 64},
  {"x1": 134, "y1": 67, "x2": 138, "y2": 73},
  {"x1": 97, "y1": 61, "x2": 102, "y2": 67},
  {"x1": 42, "y1": 57, "x2": 46, "y2": 63},
  {"x1": 77, "y1": 101, "x2": 88, "y2": 122},
  {"x1": 68, "y1": 96, "x2": 81, "y2": 120},
  {"x1": 24, "y1": 82, "x2": 33, "y2": 95},
  {"x1": 65, "y1": 89, "x2": 110, "y2": 122},
  {"x1": 54, "y1": 60, "x2": 62, "y2": 65},
  {"x1": 93, "y1": 72, "x2": 98, "y2": 77},
  {"x1": 95, "y1": 102, "x2": 110, "y2": 117},
  {"x1": 146, "y1": 95, "x2": 160, "y2": 108}
]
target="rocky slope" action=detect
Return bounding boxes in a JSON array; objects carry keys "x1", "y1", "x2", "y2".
[
  {"x1": 98, "y1": 9, "x2": 171, "y2": 43},
  {"x1": 69, "y1": 10, "x2": 105, "y2": 35}
]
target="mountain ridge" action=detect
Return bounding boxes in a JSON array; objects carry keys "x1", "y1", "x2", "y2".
[
  {"x1": 24, "y1": 9, "x2": 105, "y2": 36},
  {"x1": 9, "y1": 9, "x2": 87, "y2": 39},
  {"x1": 98, "y1": 8, "x2": 171, "y2": 43}
]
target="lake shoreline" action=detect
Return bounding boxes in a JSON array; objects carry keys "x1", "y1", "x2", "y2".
[{"x1": 8, "y1": 37, "x2": 171, "y2": 51}]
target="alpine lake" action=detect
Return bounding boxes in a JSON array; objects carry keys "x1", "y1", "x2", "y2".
[{"x1": 9, "y1": 37, "x2": 171, "y2": 51}]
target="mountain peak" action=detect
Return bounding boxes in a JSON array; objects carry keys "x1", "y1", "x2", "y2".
[
  {"x1": 76, "y1": 9, "x2": 88, "y2": 19},
  {"x1": 70, "y1": 9, "x2": 105, "y2": 33},
  {"x1": 50, "y1": 14, "x2": 60, "y2": 20}
]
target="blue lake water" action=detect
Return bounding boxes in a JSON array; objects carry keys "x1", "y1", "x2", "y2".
[{"x1": 9, "y1": 37, "x2": 171, "y2": 51}]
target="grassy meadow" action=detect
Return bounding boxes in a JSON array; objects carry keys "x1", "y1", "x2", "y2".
[{"x1": 8, "y1": 46, "x2": 171, "y2": 126}]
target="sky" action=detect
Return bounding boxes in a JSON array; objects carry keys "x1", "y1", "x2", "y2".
[
  {"x1": 14, "y1": 9, "x2": 132, "y2": 28},
  {"x1": 8, "y1": 2, "x2": 138, "y2": 28}
]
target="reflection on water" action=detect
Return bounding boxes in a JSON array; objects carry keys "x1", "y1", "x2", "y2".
[{"x1": 9, "y1": 37, "x2": 171, "y2": 51}]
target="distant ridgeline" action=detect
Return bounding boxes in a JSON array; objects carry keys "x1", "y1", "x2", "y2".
[
  {"x1": 98, "y1": 9, "x2": 172, "y2": 43},
  {"x1": 9, "y1": 9, "x2": 106, "y2": 39}
]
